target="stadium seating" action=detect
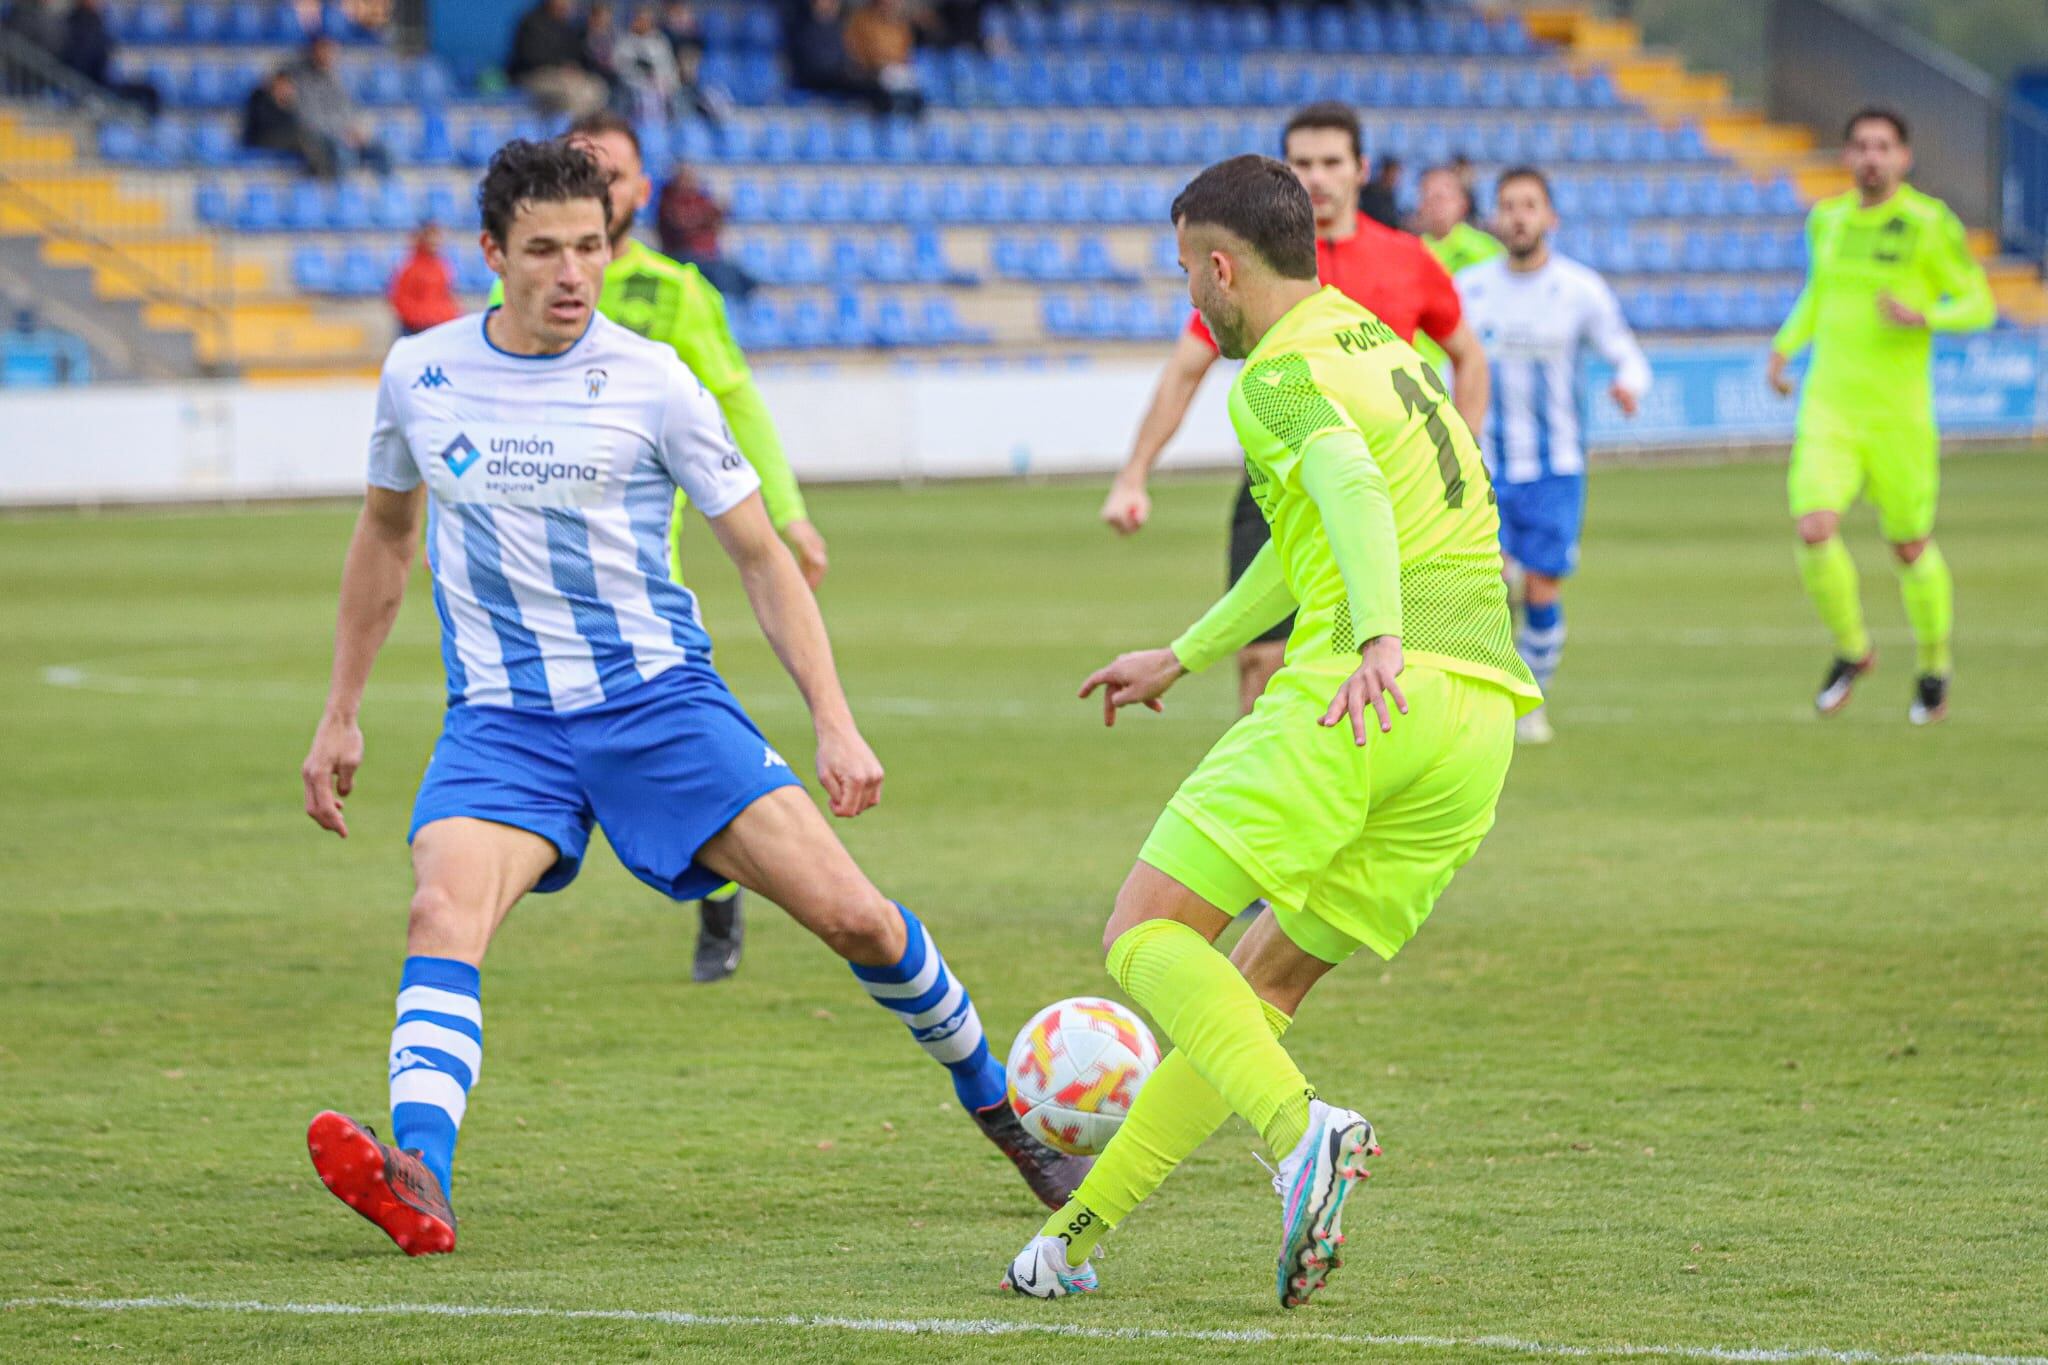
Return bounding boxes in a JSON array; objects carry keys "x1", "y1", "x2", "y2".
[{"x1": 38, "y1": 0, "x2": 1829, "y2": 365}]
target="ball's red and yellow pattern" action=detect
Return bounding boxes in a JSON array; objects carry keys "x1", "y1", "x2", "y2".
[{"x1": 1003, "y1": 997, "x2": 1161, "y2": 1157}]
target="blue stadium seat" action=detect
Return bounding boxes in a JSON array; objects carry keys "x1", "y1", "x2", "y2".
[
  {"x1": 728, "y1": 179, "x2": 767, "y2": 224},
  {"x1": 1764, "y1": 177, "x2": 1802, "y2": 216},
  {"x1": 872, "y1": 295, "x2": 916, "y2": 348},
  {"x1": 1727, "y1": 178, "x2": 1763, "y2": 217},
  {"x1": 184, "y1": 62, "x2": 231, "y2": 109},
  {"x1": 1712, "y1": 229, "x2": 1749, "y2": 273},
  {"x1": 183, "y1": 3, "x2": 227, "y2": 44},
  {"x1": 337, "y1": 246, "x2": 383, "y2": 297},
  {"x1": 1042, "y1": 292, "x2": 1080, "y2": 338},
  {"x1": 139, "y1": 119, "x2": 186, "y2": 166},
  {"x1": 866, "y1": 235, "x2": 915, "y2": 284},
  {"x1": 765, "y1": 180, "x2": 806, "y2": 224},
  {"x1": 877, "y1": 118, "x2": 917, "y2": 164},
  {"x1": 371, "y1": 179, "x2": 413, "y2": 230},
  {"x1": 827, "y1": 235, "x2": 863, "y2": 283},
  {"x1": 292, "y1": 246, "x2": 335, "y2": 293},
  {"x1": 131, "y1": 3, "x2": 174, "y2": 44},
  {"x1": 812, "y1": 180, "x2": 854, "y2": 224},
  {"x1": 98, "y1": 121, "x2": 143, "y2": 162},
  {"x1": 269, "y1": 2, "x2": 307, "y2": 43},
  {"x1": 991, "y1": 234, "x2": 1028, "y2": 281},
  {"x1": 1636, "y1": 231, "x2": 1677, "y2": 274},
  {"x1": 1672, "y1": 123, "x2": 1710, "y2": 162},
  {"x1": 282, "y1": 181, "x2": 327, "y2": 232},
  {"x1": 1732, "y1": 286, "x2": 1772, "y2": 331},
  {"x1": 195, "y1": 180, "x2": 230, "y2": 225},
  {"x1": 777, "y1": 237, "x2": 826, "y2": 286},
  {"x1": 420, "y1": 183, "x2": 462, "y2": 228},
  {"x1": 1699, "y1": 286, "x2": 1737, "y2": 331},
  {"x1": 1680, "y1": 228, "x2": 1713, "y2": 272},
  {"x1": 360, "y1": 64, "x2": 406, "y2": 108},
  {"x1": 1693, "y1": 176, "x2": 1731, "y2": 218},
  {"x1": 235, "y1": 182, "x2": 282, "y2": 231},
  {"x1": 224, "y1": 2, "x2": 264, "y2": 44},
  {"x1": 455, "y1": 251, "x2": 496, "y2": 295},
  {"x1": 330, "y1": 182, "x2": 372, "y2": 231}
]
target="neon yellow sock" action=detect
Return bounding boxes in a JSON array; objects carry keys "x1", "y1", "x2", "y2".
[
  {"x1": 1894, "y1": 542, "x2": 1954, "y2": 676},
  {"x1": 1797, "y1": 537, "x2": 1870, "y2": 660},
  {"x1": 1106, "y1": 920, "x2": 1314, "y2": 1160},
  {"x1": 1042, "y1": 1000, "x2": 1293, "y2": 1261}
]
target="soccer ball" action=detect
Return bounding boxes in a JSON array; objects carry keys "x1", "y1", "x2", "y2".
[{"x1": 1005, "y1": 997, "x2": 1161, "y2": 1156}]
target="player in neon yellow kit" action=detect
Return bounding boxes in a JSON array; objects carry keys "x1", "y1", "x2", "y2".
[
  {"x1": 489, "y1": 113, "x2": 825, "y2": 979},
  {"x1": 1414, "y1": 163, "x2": 1503, "y2": 374},
  {"x1": 1767, "y1": 107, "x2": 1994, "y2": 724},
  {"x1": 1002, "y1": 156, "x2": 1537, "y2": 1308}
]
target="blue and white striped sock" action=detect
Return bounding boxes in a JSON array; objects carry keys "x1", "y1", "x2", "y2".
[
  {"x1": 1518, "y1": 599, "x2": 1566, "y2": 691},
  {"x1": 850, "y1": 904, "x2": 1007, "y2": 1114},
  {"x1": 389, "y1": 955, "x2": 481, "y2": 1200}
]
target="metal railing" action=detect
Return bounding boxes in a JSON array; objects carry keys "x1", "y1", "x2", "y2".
[
  {"x1": 0, "y1": 167, "x2": 231, "y2": 379},
  {"x1": 0, "y1": 29, "x2": 150, "y2": 124}
]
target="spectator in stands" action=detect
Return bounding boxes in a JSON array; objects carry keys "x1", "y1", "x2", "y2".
[
  {"x1": 508, "y1": 0, "x2": 608, "y2": 117},
  {"x1": 843, "y1": 0, "x2": 924, "y2": 116},
  {"x1": 1, "y1": 0, "x2": 63, "y2": 55},
  {"x1": 57, "y1": 0, "x2": 160, "y2": 119},
  {"x1": 388, "y1": 221, "x2": 461, "y2": 335},
  {"x1": 657, "y1": 166, "x2": 754, "y2": 300},
  {"x1": 242, "y1": 68, "x2": 338, "y2": 178},
  {"x1": 614, "y1": 4, "x2": 678, "y2": 121},
  {"x1": 1358, "y1": 153, "x2": 1403, "y2": 230},
  {"x1": 290, "y1": 33, "x2": 391, "y2": 176},
  {"x1": 918, "y1": 0, "x2": 986, "y2": 53},
  {"x1": 582, "y1": 1, "x2": 622, "y2": 102},
  {"x1": 787, "y1": 0, "x2": 895, "y2": 116},
  {"x1": 657, "y1": 1, "x2": 729, "y2": 121}
]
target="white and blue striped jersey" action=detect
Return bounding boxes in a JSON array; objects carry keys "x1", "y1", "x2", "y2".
[
  {"x1": 1456, "y1": 252, "x2": 1651, "y2": 485},
  {"x1": 367, "y1": 311, "x2": 761, "y2": 713}
]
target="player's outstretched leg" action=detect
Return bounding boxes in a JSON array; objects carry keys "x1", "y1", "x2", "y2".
[
  {"x1": 693, "y1": 883, "x2": 744, "y2": 983},
  {"x1": 700, "y1": 788, "x2": 1089, "y2": 1208},
  {"x1": 1271, "y1": 1100, "x2": 1379, "y2": 1309},
  {"x1": 1796, "y1": 516, "x2": 1875, "y2": 715},
  {"x1": 308, "y1": 817, "x2": 553, "y2": 1255},
  {"x1": 1891, "y1": 539, "x2": 1953, "y2": 724}
]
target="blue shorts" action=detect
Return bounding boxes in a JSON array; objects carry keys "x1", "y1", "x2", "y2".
[
  {"x1": 409, "y1": 665, "x2": 803, "y2": 899},
  {"x1": 1495, "y1": 474, "x2": 1586, "y2": 579}
]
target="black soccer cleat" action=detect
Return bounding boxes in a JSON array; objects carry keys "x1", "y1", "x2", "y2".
[
  {"x1": 1909, "y1": 674, "x2": 1950, "y2": 727},
  {"x1": 973, "y1": 1100, "x2": 1094, "y2": 1210},
  {"x1": 692, "y1": 890, "x2": 744, "y2": 984},
  {"x1": 1814, "y1": 650, "x2": 1875, "y2": 716}
]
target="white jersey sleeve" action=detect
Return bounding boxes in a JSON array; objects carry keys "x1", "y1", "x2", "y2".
[
  {"x1": 365, "y1": 364, "x2": 421, "y2": 491},
  {"x1": 656, "y1": 356, "x2": 760, "y2": 519},
  {"x1": 1582, "y1": 270, "x2": 1652, "y2": 402}
]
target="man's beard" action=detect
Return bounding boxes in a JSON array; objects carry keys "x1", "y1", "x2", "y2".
[{"x1": 1507, "y1": 232, "x2": 1545, "y2": 262}]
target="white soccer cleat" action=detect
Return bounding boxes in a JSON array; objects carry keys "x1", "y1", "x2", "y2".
[
  {"x1": 1515, "y1": 706, "x2": 1554, "y2": 745},
  {"x1": 1000, "y1": 1234, "x2": 1100, "y2": 1298},
  {"x1": 1272, "y1": 1098, "x2": 1378, "y2": 1310}
]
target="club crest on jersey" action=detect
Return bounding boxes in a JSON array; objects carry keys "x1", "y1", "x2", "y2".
[
  {"x1": 584, "y1": 367, "x2": 608, "y2": 399},
  {"x1": 440, "y1": 433, "x2": 482, "y2": 477},
  {"x1": 414, "y1": 365, "x2": 451, "y2": 390}
]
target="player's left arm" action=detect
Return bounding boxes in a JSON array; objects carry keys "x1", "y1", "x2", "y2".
[
  {"x1": 1903, "y1": 205, "x2": 1997, "y2": 333},
  {"x1": 1417, "y1": 250, "x2": 1488, "y2": 432},
  {"x1": 1298, "y1": 427, "x2": 1408, "y2": 742},
  {"x1": 1585, "y1": 275, "x2": 1651, "y2": 417},
  {"x1": 660, "y1": 364, "x2": 878, "y2": 817}
]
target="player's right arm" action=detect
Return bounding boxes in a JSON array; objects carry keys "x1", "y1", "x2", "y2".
[
  {"x1": 1102, "y1": 327, "x2": 1218, "y2": 534},
  {"x1": 303, "y1": 369, "x2": 426, "y2": 837},
  {"x1": 1768, "y1": 209, "x2": 1823, "y2": 396}
]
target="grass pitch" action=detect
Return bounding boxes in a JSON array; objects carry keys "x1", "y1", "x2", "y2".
[{"x1": 2, "y1": 452, "x2": 2045, "y2": 1363}]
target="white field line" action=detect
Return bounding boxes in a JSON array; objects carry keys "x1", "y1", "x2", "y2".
[{"x1": 2, "y1": 1295, "x2": 2043, "y2": 1365}]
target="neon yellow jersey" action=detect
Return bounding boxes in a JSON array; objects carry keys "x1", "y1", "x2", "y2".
[
  {"x1": 1424, "y1": 221, "x2": 1505, "y2": 276},
  {"x1": 1771, "y1": 185, "x2": 1995, "y2": 425},
  {"x1": 1228, "y1": 287, "x2": 1539, "y2": 706},
  {"x1": 488, "y1": 239, "x2": 806, "y2": 529}
]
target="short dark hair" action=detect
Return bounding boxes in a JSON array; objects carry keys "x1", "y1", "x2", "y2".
[
  {"x1": 1845, "y1": 106, "x2": 1909, "y2": 144},
  {"x1": 567, "y1": 109, "x2": 643, "y2": 161},
  {"x1": 477, "y1": 138, "x2": 612, "y2": 244},
  {"x1": 1495, "y1": 164, "x2": 1552, "y2": 204},
  {"x1": 1171, "y1": 154, "x2": 1318, "y2": 280},
  {"x1": 1281, "y1": 101, "x2": 1363, "y2": 163}
]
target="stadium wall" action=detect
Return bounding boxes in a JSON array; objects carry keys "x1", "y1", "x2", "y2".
[{"x1": 3, "y1": 335, "x2": 2044, "y2": 506}]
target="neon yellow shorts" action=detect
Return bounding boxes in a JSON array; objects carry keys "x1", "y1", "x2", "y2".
[
  {"x1": 1788, "y1": 412, "x2": 1939, "y2": 543},
  {"x1": 1138, "y1": 665, "x2": 1515, "y2": 965}
]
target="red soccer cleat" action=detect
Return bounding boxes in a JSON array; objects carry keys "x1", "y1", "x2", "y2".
[{"x1": 306, "y1": 1110, "x2": 456, "y2": 1256}]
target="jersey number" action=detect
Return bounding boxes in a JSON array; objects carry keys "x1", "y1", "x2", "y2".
[{"x1": 1388, "y1": 364, "x2": 1488, "y2": 508}]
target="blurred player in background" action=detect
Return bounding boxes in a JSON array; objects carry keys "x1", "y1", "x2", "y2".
[
  {"x1": 1457, "y1": 167, "x2": 1649, "y2": 744},
  {"x1": 1102, "y1": 103, "x2": 1490, "y2": 715},
  {"x1": 1767, "y1": 108, "x2": 1993, "y2": 723},
  {"x1": 1007, "y1": 154, "x2": 1537, "y2": 1306},
  {"x1": 1412, "y1": 162, "x2": 1503, "y2": 375},
  {"x1": 300, "y1": 141, "x2": 1086, "y2": 1256},
  {"x1": 489, "y1": 112, "x2": 826, "y2": 980}
]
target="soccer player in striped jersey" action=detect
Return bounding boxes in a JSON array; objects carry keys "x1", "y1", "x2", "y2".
[
  {"x1": 1455, "y1": 166, "x2": 1649, "y2": 744},
  {"x1": 1767, "y1": 108, "x2": 1993, "y2": 723},
  {"x1": 489, "y1": 112, "x2": 821, "y2": 981},
  {"x1": 298, "y1": 140, "x2": 1084, "y2": 1256}
]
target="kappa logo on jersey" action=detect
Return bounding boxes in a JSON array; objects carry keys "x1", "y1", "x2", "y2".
[
  {"x1": 584, "y1": 367, "x2": 607, "y2": 399},
  {"x1": 763, "y1": 746, "x2": 789, "y2": 769},
  {"x1": 911, "y1": 998, "x2": 974, "y2": 1045},
  {"x1": 440, "y1": 433, "x2": 482, "y2": 477},
  {"x1": 388, "y1": 1048, "x2": 433, "y2": 1079},
  {"x1": 413, "y1": 365, "x2": 451, "y2": 390}
]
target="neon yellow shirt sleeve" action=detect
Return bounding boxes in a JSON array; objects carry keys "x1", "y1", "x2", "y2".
[
  {"x1": 1298, "y1": 427, "x2": 1403, "y2": 646},
  {"x1": 1923, "y1": 206, "x2": 1996, "y2": 334},
  {"x1": 714, "y1": 378, "x2": 806, "y2": 529},
  {"x1": 1771, "y1": 211, "x2": 1821, "y2": 357},
  {"x1": 1170, "y1": 539, "x2": 1296, "y2": 674}
]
